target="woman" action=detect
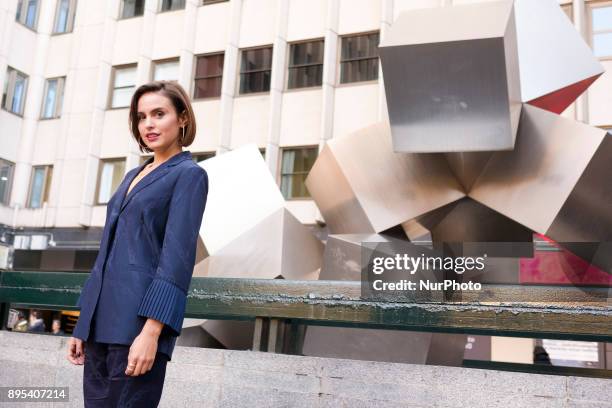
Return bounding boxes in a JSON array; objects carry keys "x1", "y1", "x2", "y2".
[{"x1": 66, "y1": 81, "x2": 208, "y2": 407}]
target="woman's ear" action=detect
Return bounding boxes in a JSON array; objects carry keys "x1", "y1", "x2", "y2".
[{"x1": 179, "y1": 110, "x2": 188, "y2": 128}]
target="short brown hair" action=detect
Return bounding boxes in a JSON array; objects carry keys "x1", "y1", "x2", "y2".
[{"x1": 128, "y1": 81, "x2": 197, "y2": 154}]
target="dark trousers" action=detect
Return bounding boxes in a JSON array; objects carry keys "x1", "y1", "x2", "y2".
[{"x1": 83, "y1": 338, "x2": 169, "y2": 407}]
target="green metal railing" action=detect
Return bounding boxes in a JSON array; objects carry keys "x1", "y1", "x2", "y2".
[{"x1": 1, "y1": 270, "x2": 611, "y2": 376}]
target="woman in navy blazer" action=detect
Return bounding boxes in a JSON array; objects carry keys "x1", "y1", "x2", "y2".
[{"x1": 66, "y1": 81, "x2": 208, "y2": 407}]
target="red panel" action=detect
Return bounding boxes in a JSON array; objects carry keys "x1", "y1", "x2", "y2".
[{"x1": 526, "y1": 74, "x2": 602, "y2": 114}]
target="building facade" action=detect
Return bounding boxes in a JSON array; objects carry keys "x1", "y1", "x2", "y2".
[{"x1": 0, "y1": 0, "x2": 610, "y2": 270}]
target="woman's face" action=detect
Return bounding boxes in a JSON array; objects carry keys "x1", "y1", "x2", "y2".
[{"x1": 137, "y1": 91, "x2": 185, "y2": 152}]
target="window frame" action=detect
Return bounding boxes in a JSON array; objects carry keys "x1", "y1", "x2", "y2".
[
  {"x1": 192, "y1": 151, "x2": 216, "y2": 162},
  {"x1": 193, "y1": 52, "x2": 225, "y2": 100},
  {"x1": 238, "y1": 45, "x2": 274, "y2": 96},
  {"x1": 15, "y1": 0, "x2": 40, "y2": 31},
  {"x1": 201, "y1": 0, "x2": 229, "y2": 5},
  {"x1": 588, "y1": 1, "x2": 612, "y2": 60},
  {"x1": 0, "y1": 158, "x2": 16, "y2": 206},
  {"x1": 52, "y1": 0, "x2": 78, "y2": 35},
  {"x1": 278, "y1": 145, "x2": 318, "y2": 201},
  {"x1": 108, "y1": 64, "x2": 137, "y2": 110},
  {"x1": 286, "y1": 38, "x2": 325, "y2": 91},
  {"x1": 160, "y1": 0, "x2": 186, "y2": 12},
  {"x1": 338, "y1": 31, "x2": 380, "y2": 86},
  {"x1": 95, "y1": 158, "x2": 126, "y2": 205},
  {"x1": 2, "y1": 67, "x2": 29, "y2": 117},
  {"x1": 40, "y1": 77, "x2": 66, "y2": 120},
  {"x1": 26, "y1": 165, "x2": 53, "y2": 209},
  {"x1": 152, "y1": 57, "x2": 180, "y2": 82},
  {"x1": 119, "y1": 0, "x2": 145, "y2": 20}
]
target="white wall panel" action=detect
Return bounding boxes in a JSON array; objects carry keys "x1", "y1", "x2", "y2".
[
  {"x1": 337, "y1": 0, "x2": 381, "y2": 35},
  {"x1": 286, "y1": 0, "x2": 326, "y2": 42},
  {"x1": 333, "y1": 83, "x2": 379, "y2": 139},
  {"x1": 194, "y1": 2, "x2": 231, "y2": 54},
  {"x1": 280, "y1": 89, "x2": 322, "y2": 146},
  {"x1": 230, "y1": 95, "x2": 270, "y2": 148},
  {"x1": 238, "y1": 0, "x2": 276, "y2": 48}
]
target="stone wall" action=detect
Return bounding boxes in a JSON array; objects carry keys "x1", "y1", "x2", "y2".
[{"x1": 0, "y1": 331, "x2": 610, "y2": 407}]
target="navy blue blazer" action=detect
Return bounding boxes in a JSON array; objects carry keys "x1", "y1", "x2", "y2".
[{"x1": 73, "y1": 150, "x2": 208, "y2": 361}]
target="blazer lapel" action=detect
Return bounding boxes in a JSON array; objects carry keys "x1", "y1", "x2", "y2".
[{"x1": 118, "y1": 151, "x2": 192, "y2": 215}]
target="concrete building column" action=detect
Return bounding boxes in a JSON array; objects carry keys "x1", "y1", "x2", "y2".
[
  {"x1": 178, "y1": 0, "x2": 199, "y2": 92},
  {"x1": 264, "y1": 0, "x2": 290, "y2": 180},
  {"x1": 0, "y1": 0, "x2": 18, "y2": 107},
  {"x1": 217, "y1": 0, "x2": 243, "y2": 154},
  {"x1": 78, "y1": 0, "x2": 119, "y2": 226},
  {"x1": 378, "y1": 0, "x2": 394, "y2": 122},
  {"x1": 318, "y1": 0, "x2": 340, "y2": 152},
  {"x1": 12, "y1": 0, "x2": 57, "y2": 209},
  {"x1": 50, "y1": 0, "x2": 90, "y2": 227},
  {"x1": 573, "y1": 0, "x2": 589, "y2": 124}
]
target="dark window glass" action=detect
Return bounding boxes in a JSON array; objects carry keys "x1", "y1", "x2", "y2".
[
  {"x1": 161, "y1": 0, "x2": 185, "y2": 11},
  {"x1": 193, "y1": 152, "x2": 215, "y2": 162},
  {"x1": 0, "y1": 159, "x2": 15, "y2": 205},
  {"x1": 121, "y1": 0, "x2": 144, "y2": 18},
  {"x1": 288, "y1": 40, "x2": 324, "y2": 89},
  {"x1": 194, "y1": 53, "x2": 224, "y2": 99},
  {"x1": 239, "y1": 47, "x2": 273, "y2": 94},
  {"x1": 340, "y1": 32, "x2": 380, "y2": 84},
  {"x1": 280, "y1": 147, "x2": 318, "y2": 199}
]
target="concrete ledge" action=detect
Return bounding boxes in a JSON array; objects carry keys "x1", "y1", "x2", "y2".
[{"x1": 0, "y1": 331, "x2": 610, "y2": 407}]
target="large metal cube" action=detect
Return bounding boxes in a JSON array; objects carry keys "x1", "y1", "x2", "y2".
[
  {"x1": 380, "y1": 0, "x2": 521, "y2": 152},
  {"x1": 305, "y1": 122, "x2": 465, "y2": 234}
]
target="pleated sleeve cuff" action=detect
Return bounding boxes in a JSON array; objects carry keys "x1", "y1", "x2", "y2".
[{"x1": 137, "y1": 278, "x2": 186, "y2": 337}]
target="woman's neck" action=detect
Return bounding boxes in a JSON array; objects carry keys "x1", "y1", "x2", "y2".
[{"x1": 151, "y1": 147, "x2": 183, "y2": 166}]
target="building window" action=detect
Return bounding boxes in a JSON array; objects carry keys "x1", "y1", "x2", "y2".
[
  {"x1": 2, "y1": 67, "x2": 28, "y2": 116},
  {"x1": 41, "y1": 77, "x2": 65, "y2": 119},
  {"x1": 96, "y1": 159, "x2": 126, "y2": 205},
  {"x1": 288, "y1": 40, "x2": 324, "y2": 89},
  {"x1": 120, "y1": 0, "x2": 144, "y2": 19},
  {"x1": 161, "y1": 0, "x2": 185, "y2": 11},
  {"x1": 53, "y1": 0, "x2": 77, "y2": 34},
  {"x1": 202, "y1": 0, "x2": 228, "y2": 5},
  {"x1": 339, "y1": 32, "x2": 380, "y2": 84},
  {"x1": 192, "y1": 152, "x2": 215, "y2": 163},
  {"x1": 239, "y1": 46, "x2": 273, "y2": 95},
  {"x1": 0, "y1": 159, "x2": 15, "y2": 206},
  {"x1": 591, "y1": 4, "x2": 612, "y2": 58},
  {"x1": 153, "y1": 59, "x2": 179, "y2": 82},
  {"x1": 15, "y1": 0, "x2": 39, "y2": 30},
  {"x1": 280, "y1": 147, "x2": 317, "y2": 199},
  {"x1": 27, "y1": 165, "x2": 53, "y2": 209},
  {"x1": 194, "y1": 53, "x2": 224, "y2": 99},
  {"x1": 109, "y1": 65, "x2": 137, "y2": 109}
]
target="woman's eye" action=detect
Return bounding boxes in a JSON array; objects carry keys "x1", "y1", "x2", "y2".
[{"x1": 156, "y1": 112, "x2": 164, "y2": 117}]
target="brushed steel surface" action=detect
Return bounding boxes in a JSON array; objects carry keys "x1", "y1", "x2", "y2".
[
  {"x1": 514, "y1": 0, "x2": 604, "y2": 106},
  {"x1": 380, "y1": 1, "x2": 521, "y2": 152},
  {"x1": 305, "y1": 122, "x2": 465, "y2": 234},
  {"x1": 199, "y1": 143, "x2": 285, "y2": 255},
  {"x1": 470, "y1": 104, "x2": 607, "y2": 234},
  {"x1": 203, "y1": 208, "x2": 323, "y2": 280}
]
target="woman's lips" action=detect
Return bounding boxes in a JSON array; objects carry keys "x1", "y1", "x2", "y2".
[{"x1": 146, "y1": 134, "x2": 159, "y2": 141}]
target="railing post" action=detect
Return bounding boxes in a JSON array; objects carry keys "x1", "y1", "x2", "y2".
[
  {"x1": 252, "y1": 317, "x2": 265, "y2": 351},
  {"x1": 0, "y1": 302, "x2": 9, "y2": 331},
  {"x1": 267, "y1": 318, "x2": 285, "y2": 353}
]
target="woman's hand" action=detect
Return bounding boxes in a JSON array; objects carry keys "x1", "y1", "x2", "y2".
[
  {"x1": 67, "y1": 337, "x2": 85, "y2": 365},
  {"x1": 125, "y1": 319, "x2": 163, "y2": 376}
]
